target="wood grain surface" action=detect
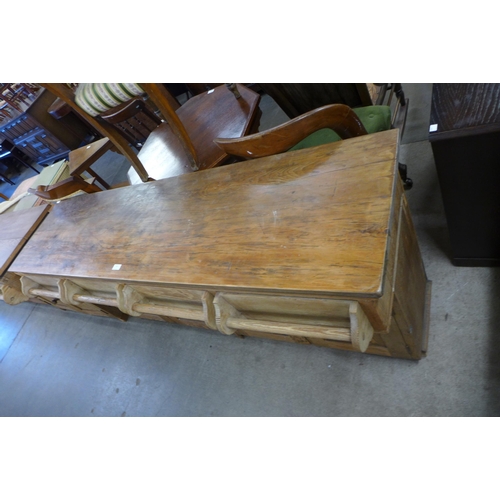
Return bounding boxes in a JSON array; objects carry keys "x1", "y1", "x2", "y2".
[
  {"x1": 0, "y1": 205, "x2": 50, "y2": 275},
  {"x1": 429, "y1": 84, "x2": 500, "y2": 141},
  {"x1": 11, "y1": 130, "x2": 399, "y2": 296}
]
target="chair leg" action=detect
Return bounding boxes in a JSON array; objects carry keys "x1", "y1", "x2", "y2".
[
  {"x1": 394, "y1": 84, "x2": 406, "y2": 106},
  {"x1": 85, "y1": 167, "x2": 111, "y2": 190},
  {"x1": 398, "y1": 163, "x2": 413, "y2": 190}
]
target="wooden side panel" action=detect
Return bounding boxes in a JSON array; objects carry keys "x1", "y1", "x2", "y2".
[
  {"x1": 380, "y1": 312, "x2": 414, "y2": 360},
  {"x1": 387, "y1": 195, "x2": 429, "y2": 359}
]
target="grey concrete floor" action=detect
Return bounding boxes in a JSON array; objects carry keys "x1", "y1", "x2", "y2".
[{"x1": 1, "y1": 84, "x2": 499, "y2": 417}]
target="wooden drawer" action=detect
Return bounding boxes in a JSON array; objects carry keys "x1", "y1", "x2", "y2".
[
  {"x1": 4, "y1": 275, "x2": 216, "y2": 329},
  {"x1": 213, "y1": 292, "x2": 374, "y2": 352},
  {"x1": 3, "y1": 273, "x2": 377, "y2": 353}
]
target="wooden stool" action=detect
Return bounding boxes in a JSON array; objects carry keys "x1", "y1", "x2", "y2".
[{"x1": 69, "y1": 137, "x2": 113, "y2": 190}]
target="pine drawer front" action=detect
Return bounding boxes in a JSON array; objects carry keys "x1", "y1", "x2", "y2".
[
  {"x1": 213, "y1": 292, "x2": 374, "y2": 352},
  {"x1": 4, "y1": 274, "x2": 217, "y2": 330}
]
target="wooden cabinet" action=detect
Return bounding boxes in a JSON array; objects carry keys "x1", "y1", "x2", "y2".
[
  {"x1": 429, "y1": 83, "x2": 500, "y2": 266},
  {"x1": 0, "y1": 113, "x2": 68, "y2": 164},
  {"x1": 0, "y1": 89, "x2": 93, "y2": 166},
  {"x1": 1, "y1": 130, "x2": 431, "y2": 359}
]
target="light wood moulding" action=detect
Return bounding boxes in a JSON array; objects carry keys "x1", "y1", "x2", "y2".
[{"x1": 213, "y1": 293, "x2": 374, "y2": 352}]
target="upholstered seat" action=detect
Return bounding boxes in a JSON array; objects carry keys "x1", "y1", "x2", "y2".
[
  {"x1": 289, "y1": 105, "x2": 392, "y2": 151},
  {"x1": 214, "y1": 103, "x2": 413, "y2": 189}
]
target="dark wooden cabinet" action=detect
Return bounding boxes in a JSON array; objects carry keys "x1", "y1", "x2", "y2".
[
  {"x1": 429, "y1": 83, "x2": 500, "y2": 266},
  {"x1": 0, "y1": 113, "x2": 69, "y2": 165},
  {"x1": 0, "y1": 89, "x2": 93, "y2": 166}
]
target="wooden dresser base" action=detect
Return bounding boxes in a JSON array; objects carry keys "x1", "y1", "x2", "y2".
[
  {"x1": 1, "y1": 192, "x2": 431, "y2": 360},
  {"x1": 1, "y1": 131, "x2": 431, "y2": 360}
]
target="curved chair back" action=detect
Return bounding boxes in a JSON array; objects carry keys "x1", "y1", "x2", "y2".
[{"x1": 214, "y1": 104, "x2": 367, "y2": 159}]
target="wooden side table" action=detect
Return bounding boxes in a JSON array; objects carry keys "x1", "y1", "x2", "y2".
[
  {"x1": 429, "y1": 83, "x2": 500, "y2": 266},
  {"x1": 68, "y1": 137, "x2": 113, "y2": 190}
]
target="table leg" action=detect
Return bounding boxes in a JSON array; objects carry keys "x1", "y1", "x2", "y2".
[{"x1": 85, "y1": 167, "x2": 111, "y2": 190}]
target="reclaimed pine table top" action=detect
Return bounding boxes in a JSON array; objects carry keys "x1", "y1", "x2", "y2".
[
  {"x1": 0, "y1": 205, "x2": 50, "y2": 276},
  {"x1": 10, "y1": 129, "x2": 399, "y2": 296}
]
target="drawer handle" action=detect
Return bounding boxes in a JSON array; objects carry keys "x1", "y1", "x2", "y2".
[
  {"x1": 115, "y1": 284, "x2": 217, "y2": 329},
  {"x1": 214, "y1": 294, "x2": 373, "y2": 352},
  {"x1": 226, "y1": 317, "x2": 351, "y2": 342},
  {"x1": 0, "y1": 275, "x2": 30, "y2": 305},
  {"x1": 20, "y1": 276, "x2": 59, "y2": 300}
]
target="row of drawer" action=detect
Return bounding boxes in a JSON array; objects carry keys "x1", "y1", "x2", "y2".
[{"x1": 1, "y1": 274, "x2": 374, "y2": 353}]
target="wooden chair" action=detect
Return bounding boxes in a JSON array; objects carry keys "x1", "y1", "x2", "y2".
[
  {"x1": 127, "y1": 83, "x2": 262, "y2": 183},
  {"x1": 214, "y1": 103, "x2": 413, "y2": 189},
  {"x1": 100, "y1": 98, "x2": 162, "y2": 149},
  {"x1": 0, "y1": 84, "x2": 23, "y2": 112},
  {"x1": 258, "y1": 83, "x2": 408, "y2": 136},
  {"x1": 40, "y1": 83, "x2": 262, "y2": 185}
]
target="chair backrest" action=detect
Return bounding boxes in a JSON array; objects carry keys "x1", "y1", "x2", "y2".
[
  {"x1": 214, "y1": 104, "x2": 367, "y2": 160},
  {"x1": 100, "y1": 98, "x2": 162, "y2": 148}
]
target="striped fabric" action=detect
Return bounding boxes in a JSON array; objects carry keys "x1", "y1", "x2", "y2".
[{"x1": 75, "y1": 83, "x2": 144, "y2": 116}]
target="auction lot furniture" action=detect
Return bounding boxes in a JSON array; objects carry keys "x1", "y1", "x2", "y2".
[
  {"x1": 68, "y1": 137, "x2": 113, "y2": 190},
  {"x1": 0, "y1": 159, "x2": 70, "y2": 214},
  {"x1": 0, "y1": 130, "x2": 431, "y2": 359},
  {"x1": 127, "y1": 84, "x2": 261, "y2": 184},
  {"x1": 429, "y1": 83, "x2": 500, "y2": 266},
  {"x1": 0, "y1": 88, "x2": 92, "y2": 166},
  {"x1": 0, "y1": 205, "x2": 50, "y2": 275}
]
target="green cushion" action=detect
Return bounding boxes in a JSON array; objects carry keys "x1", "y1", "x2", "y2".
[
  {"x1": 354, "y1": 105, "x2": 392, "y2": 134},
  {"x1": 289, "y1": 105, "x2": 392, "y2": 151}
]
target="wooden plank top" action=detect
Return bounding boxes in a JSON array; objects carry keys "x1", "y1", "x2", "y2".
[
  {"x1": 0, "y1": 205, "x2": 50, "y2": 276},
  {"x1": 11, "y1": 130, "x2": 399, "y2": 296},
  {"x1": 429, "y1": 84, "x2": 500, "y2": 141}
]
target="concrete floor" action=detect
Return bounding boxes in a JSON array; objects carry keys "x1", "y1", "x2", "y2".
[{"x1": 1, "y1": 84, "x2": 499, "y2": 417}]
